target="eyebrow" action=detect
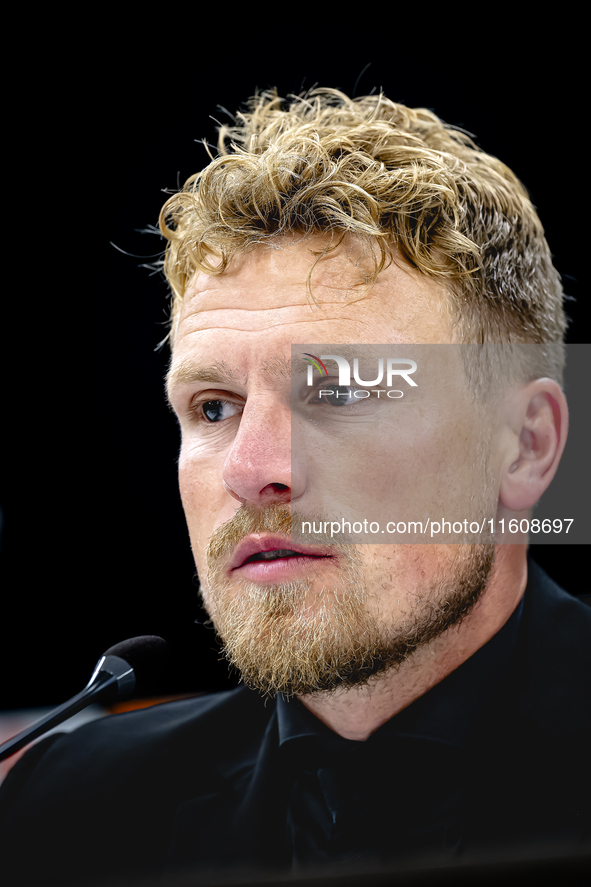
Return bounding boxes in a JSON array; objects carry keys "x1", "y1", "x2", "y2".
[
  {"x1": 165, "y1": 359, "x2": 242, "y2": 406},
  {"x1": 166, "y1": 346, "x2": 391, "y2": 405},
  {"x1": 166, "y1": 353, "x2": 299, "y2": 399}
]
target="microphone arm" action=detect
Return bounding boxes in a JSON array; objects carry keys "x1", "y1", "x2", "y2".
[{"x1": 0, "y1": 653, "x2": 135, "y2": 764}]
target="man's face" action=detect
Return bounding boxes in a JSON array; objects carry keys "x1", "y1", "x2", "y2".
[{"x1": 167, "y1": 234, "x2": 498, "y2": 697}]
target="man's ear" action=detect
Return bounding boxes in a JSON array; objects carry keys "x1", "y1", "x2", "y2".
[{"x1": 498, "y1": 378, "x2": 568, "y2": 512}]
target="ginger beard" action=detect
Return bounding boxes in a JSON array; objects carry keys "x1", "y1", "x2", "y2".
[{"x1": 203, "y1": 504, "x2": 496, "y2": 698}]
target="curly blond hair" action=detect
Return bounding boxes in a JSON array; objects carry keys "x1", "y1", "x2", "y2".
[{"x1": 158, "y1": 87, "x2": 566, "y2": 379}]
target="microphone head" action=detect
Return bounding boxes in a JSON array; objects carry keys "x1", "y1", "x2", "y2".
[{"x1": 103, "y1": 636, "x2": 170, "y2": 698}]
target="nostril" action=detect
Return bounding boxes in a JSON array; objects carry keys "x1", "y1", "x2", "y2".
[{"x1": 258, "y1": 482, "x2": 291, "y2": 502}]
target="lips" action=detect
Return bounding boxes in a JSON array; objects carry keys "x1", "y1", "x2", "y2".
[{"x1": 229, "y1": 534, "x2": 336, "y2": 572}]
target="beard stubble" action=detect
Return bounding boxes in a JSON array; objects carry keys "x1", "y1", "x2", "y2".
[{"x1": 203, "y1": 504, "x2": 496, "y2": 698}]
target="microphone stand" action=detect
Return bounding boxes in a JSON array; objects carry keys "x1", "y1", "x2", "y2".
[{"x1": 0, "y1": 654, "x2": 135, "y2": 763}]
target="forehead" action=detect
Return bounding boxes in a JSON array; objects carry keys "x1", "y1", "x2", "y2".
[{"x1": 169, "y1": 234, "x2": 456, "y2": 386}]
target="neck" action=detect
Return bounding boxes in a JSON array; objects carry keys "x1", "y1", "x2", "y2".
[{"x1": 298, "y1": 545, "x2": 528, "y2": 741}]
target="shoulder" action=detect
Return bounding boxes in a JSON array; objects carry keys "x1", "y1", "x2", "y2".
[
  {"x1": 0, "y1": 685, "x2": 275, "y2": 884},
  {"x1": 54, "y1": 681, "x2": 271, "y2": 760},
  {"x1": 0, "y1": 684, "x2": 271, "y2": 822},
  {"x1": 521, "y1": 557, "x2": 591, "y2": 662},
  {"x1": 503, "y1": 556, "x2": 591, "y2": 736},
  {"x1": 462, "y1": 561, "x2": 591, "y2": 853}
]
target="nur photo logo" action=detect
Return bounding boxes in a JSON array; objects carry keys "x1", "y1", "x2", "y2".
[{"x1": 303, "y1": 352, "x2": 418, "y2": 399}]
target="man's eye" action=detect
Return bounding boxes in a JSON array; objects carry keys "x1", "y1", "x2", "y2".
[
  {"x1": 322, "y1": 386, "x2": 357, "y2": 406},
  {"x1": 198, "y1": 399, "x2": 242, "y2": 423},
  {"x1": 310, "y1": 386, "x2": 366, "y2": 406}
]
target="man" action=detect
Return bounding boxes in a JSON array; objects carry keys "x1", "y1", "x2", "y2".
[{"x1": 0, "y1": 88, "x2": 589, "y2": 886}]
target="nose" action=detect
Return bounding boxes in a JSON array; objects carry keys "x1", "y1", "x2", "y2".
[{"x1": 222, "y1": 396, "x2": 303, "y2": 506}]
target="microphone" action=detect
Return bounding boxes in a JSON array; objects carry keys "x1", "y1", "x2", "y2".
[{"x1": 0, "y1": 636, "x2": 169, "y2": 763}]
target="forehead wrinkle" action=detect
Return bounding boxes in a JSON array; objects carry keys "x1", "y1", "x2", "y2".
[
  {"x1": 183, "y1": 298, "x2": 318, "y2": 311},
  {"x1": 185, "y1": 279, "x2": 365, "y2": 307},
  {"x1": 178, "y1": 315, "x2": 377, "y2": 340}
]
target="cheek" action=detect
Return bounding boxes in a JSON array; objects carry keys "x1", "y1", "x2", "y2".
[
  {"x1": 178, "y1": 447, "x2": 223, "y2": 569},
  {"x1": 361, "y1": 544, "x2": 465, "y2": 618},
  {"x1": 178, "y1": 441, "x2": 222, "y2": 507}
]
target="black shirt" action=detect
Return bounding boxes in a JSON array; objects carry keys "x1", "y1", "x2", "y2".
[
  {"x1": 1, "y1": 563, "x2": 589, "y2": 886},
  {"x1": 277, "y1": 598, "x2": 523, "y2": 875}
]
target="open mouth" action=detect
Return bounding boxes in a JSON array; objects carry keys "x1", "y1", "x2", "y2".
[
  {"x1": 242, "y1": 549, "x2": 327, "y2": 564},
  {"x1": 228, "y1": 534, "x2": 337, "y2": 575}
]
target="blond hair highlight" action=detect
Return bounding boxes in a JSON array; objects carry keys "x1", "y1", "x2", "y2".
[{"x1": 158, "y1": 87, "x2": 566, "y2": 380}]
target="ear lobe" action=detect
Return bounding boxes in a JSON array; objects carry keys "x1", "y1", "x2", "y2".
[{"x1": 499, "y1": 380, "x2": 568, "y2": 512}]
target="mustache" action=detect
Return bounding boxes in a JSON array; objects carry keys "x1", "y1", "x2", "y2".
[{"x1": 206, "y1": 503, "x2": 358, "y2": 569}]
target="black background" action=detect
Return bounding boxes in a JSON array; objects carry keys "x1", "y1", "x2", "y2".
[{"x1": 2, "y1": 20, "x2": 588, "y2": 709}]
